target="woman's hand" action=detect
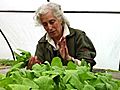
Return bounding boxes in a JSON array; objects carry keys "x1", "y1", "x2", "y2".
[
  {"x1": 58, "y1": 37, "x2": 72, "y2": 61},
  {"x1": 27, "y1": 56, "x2": 41, "y2": 69}
]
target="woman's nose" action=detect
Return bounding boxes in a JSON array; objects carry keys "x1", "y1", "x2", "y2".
[{"x1": 47, "y1": 23, "x2": 52, "y2": 30}]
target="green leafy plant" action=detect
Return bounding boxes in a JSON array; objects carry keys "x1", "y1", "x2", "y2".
[
  {"x1": 14, "y1": 49, "x2": 31, "y2": 63},
  {"x1": 0, "y1": 50, "x2": 120, "y2": 90},
  {"x1": 11, "y1": 49, "x2": 32, "y2": 68}
]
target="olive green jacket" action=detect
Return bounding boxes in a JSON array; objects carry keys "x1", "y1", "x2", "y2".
[{"x1": 35, "y1": 27, "x2": 96, "y2": 66}]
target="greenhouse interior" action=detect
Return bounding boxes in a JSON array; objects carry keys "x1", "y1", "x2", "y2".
[{"x1": 0, "y1": 0, "x2": 120, "y2": 90}]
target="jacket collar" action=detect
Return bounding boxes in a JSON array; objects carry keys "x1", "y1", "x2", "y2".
[
  {"x1": 39, "y1": 25, "x2": 75, "y2": 43},
  {"x1": 45, "y1": 24, "x2": 70, "y2": 49}
]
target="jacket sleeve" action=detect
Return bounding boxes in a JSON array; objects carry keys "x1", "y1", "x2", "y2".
[
  {"x1": 76, "y1": 31, "x2": 96, "y2": 67},
  {"x1": 35, "y1": 43, "x2": 45, "y2": 63}
]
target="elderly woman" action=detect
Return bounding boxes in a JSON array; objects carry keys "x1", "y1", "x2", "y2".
[{"x1": 27, "y1": 2, "x2": 96, "y2": 70}]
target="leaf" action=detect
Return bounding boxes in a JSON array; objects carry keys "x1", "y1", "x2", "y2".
[
  {"x1": 80, "y1": 59, "x2": 90, "y2": 69},
  {"x1": 108, "y1": 81, "x2": 118, "y2": 90},
  {"x1": 32, "y1": 89, "x2": 40, "y2": 90},
  {"x1": 53, "y1": 75, "x2": 60, "y2": 85},
  {"x1": 14, "y1": 49, "x2": 31, "y2": 63},
  {"x1": 34, "y1": 76, "x2": 54, "y2": 90},
  {"x1": 69, "y1": 74, "x2": 83, "y2": 90},
  {"x1": 65, "y1": 84, "x2": 74, "y2": 89},
  {"x1": 7, "y1": 71, "x2": 23, "y2": 84},
  {"x1": 0, "y1": 73, "x2": 5, "y2": 80},
  {"x1": 67, "y1": 61, "x2": 77, "y2": 70},
  {"x1": 17, "y1": 49, "x2": 31, "y2": 58},
  {"x1": 22, "y1": 78, "x2": 39, "y2": 89},
  {"x1": 24, "y1": 70, "x2": 35, "y2": 80},
  {"x1": 44, "y1": 61, "x2": 51, "y2": 70},
  {"x1": 83, "y1": 84, "x2": 95, "y2": 90},
  {"x1": 63, "y1": 72, "x2": 71, "y2": 84},
  {"x1": 0, "y1": 87, "x2": 6, "y2": 90},
  {"x1": 63, "y1": 70, "x2": 77, "y2": 84},
  {"x1": 7, "y1": 84, "x2": 31, "y2": 90},
  {"x1": 105, "y1": 82, "x2": 113, "y2": 90},
  {"x1": 118, "y1": 87, "x2": 120, "y2": 90},
  {"x1": 78, "y1": 72, "x2": 96, "y2": 83},
  {"x1": 10, "y1": 62, "x2": 25, "y2": 70},
  {"x1": 0, "y1": 77, "x2": 15, "y2": 88},
  {"x1": 32, "y1": 64, "x2": 42, "y2": 71},
  {"x1": 94, "y1": 83, "x2": 106, "y2": 90},
  {"x1": 51, "y1": 57, "x2": 63, "y2": 68}
]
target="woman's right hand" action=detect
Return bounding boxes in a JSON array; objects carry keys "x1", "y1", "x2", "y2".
[{"x1": 27, "y1": 56, "x2": 41, "y2": 69}]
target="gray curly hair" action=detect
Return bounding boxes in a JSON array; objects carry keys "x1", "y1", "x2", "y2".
[{"x1": 34, "y1": 2, "x2": 70, "y2": 26}]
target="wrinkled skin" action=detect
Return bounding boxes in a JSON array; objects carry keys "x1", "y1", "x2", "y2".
[{"x1": 27, "y1": 10, "x2": 71, "y2": 69}]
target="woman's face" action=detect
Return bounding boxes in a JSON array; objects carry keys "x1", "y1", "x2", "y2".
[{"x1": 40, "y1": 10, "x2": 63, "y2": 41}]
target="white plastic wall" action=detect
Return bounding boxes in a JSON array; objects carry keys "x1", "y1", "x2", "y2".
[{"x1": 0, "y1": 0, "x2": 120, "y2": 70}]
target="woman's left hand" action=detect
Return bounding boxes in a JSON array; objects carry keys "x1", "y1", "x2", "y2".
[{"x1": 57, "y1": 37, "x2": 71, "y2": 61}]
